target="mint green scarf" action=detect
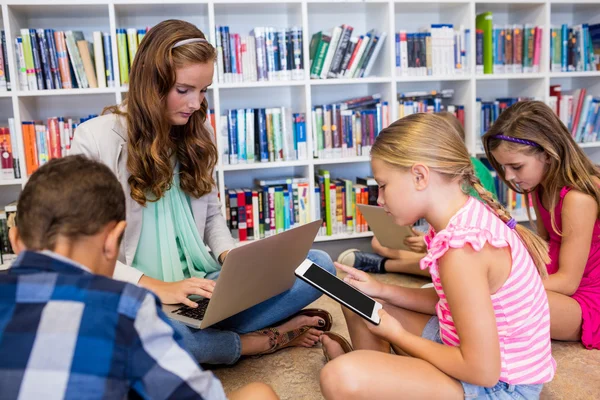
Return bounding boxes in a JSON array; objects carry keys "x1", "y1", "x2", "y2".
[{"x1": 132, "y1": 166, "x2": 221, "y2": 282}]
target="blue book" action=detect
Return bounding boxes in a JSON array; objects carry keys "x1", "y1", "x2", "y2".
[
  {"x1": 103, "y1": 33, "x2": 115, "y2": 87},
  {"x1": 229, "y1": 33, "x2": 237, "y2": 76},
  {"x1": 256, "y1": 108, "x2": 268, "y2": 162},
  {"x1": 283, "y1": 189, "x2": 291, "y2": 231},
  {"x1": 236, "y1": 109, "x2": 246, "y2": 161},
  {"x1": 395, "y1": 33, "x2": 400, "y2": 68},
  {"x1": 36, "y1": 29, "x2": 53, "y2": 90},
  {"x1": 227, "y1": 110, "x2": 238, "y2": 164},
  {"x1": 29, "y1": 29, "x2": 45, "y2": 90},
  {"x1": 44, "y1": 29, "x2": 62, "y2": 89},
  {"x1": 561, "y1": 24, "x2": 568, "y2": 72}
]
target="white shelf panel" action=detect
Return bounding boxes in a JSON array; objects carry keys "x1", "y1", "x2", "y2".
[
  {"x1": 0, "y1": 179, "x2": 24, "y2": 186},
  {"x1": 310, "y1": 77, "x2": 392, "y2": 86},
  {"x1": 578, "y1": 142, "x2": 600, "y2": 149},
  {"x1": 313, "y1": 156, "x2": 371, "y2": 165},
  {"x1": 549, "y1": 71, "x2": 600, "y2": 79},
  {"x1": 476, "y1": 73, "x2": 545, "y2": 81},
  {"x1": 222, "y1": 160, "x2": 309, "y2": 171},
  {"x1": 0, "y1": 92, "x2": 13, "y2": 98},
  {"x1": 395, "y1": 75, "x2": 470, "y2": 83},
  {"x1": 218, "y1": 80, "x2": 306, "y2": 89},
  {"x1": 315, "y1": 231, "x2": 374, "y2": 242},
  {"x1": 16, "y1": 88, "x2": 117, "y2": 97}
]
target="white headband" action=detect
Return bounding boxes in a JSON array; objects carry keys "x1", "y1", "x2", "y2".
[{"x1": 173, "y1": 38, "x2": 208, "y2": 48}]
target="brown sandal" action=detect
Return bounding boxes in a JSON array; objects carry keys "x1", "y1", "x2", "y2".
[
  {"x1": 278, "y1": 308, "x2": 333, "y2": 331},
  {"x1": 321, "y1": 332, "x2": 353, "y2": 362},
  {"x1": 254, "y1": 325, "x2": 312, "y2": 356}
]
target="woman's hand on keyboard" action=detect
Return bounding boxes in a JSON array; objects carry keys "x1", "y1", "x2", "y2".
[{"x1": 139, "y1": 276, "x2": 217, "y2": 308}]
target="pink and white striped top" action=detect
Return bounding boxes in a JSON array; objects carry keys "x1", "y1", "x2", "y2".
[{"x1": 420, "y1": 197, "x2": 556, "y2": 385}]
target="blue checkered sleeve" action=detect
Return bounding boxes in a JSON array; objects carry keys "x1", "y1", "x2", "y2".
[{"x1": 122, "y1": 286, "x2": 227, "y2": 400}]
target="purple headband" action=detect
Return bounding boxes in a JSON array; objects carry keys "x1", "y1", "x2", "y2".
[
  {"x1": 494, "y1": 134, "x2": 540, "y2": 148},
  {"x1": 506, "y1": 218, "x2": 517, "y2": 230}
]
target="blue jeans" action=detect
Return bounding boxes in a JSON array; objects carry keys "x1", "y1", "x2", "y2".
[
  {"x1": 171, "y1": 249, "x2": 336, "y2": 365},
  {"x1": 422, "y1": 317, "x2": 544, "y2": 400}
]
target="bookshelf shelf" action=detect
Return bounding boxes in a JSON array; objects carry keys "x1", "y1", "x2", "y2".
[
  {"x1": 1, "y1": 0, "x2": 600, "y2": 246},
  {"x1": 395, "y1": 76, "x2": 470, "y2": 83},
  {"x1": 549, "y1": 71, "x2": 600, "y2": 78},
  {"x1": 475, "y1": 73, "x2": 546, "y2": 81},
  {"x1": 315, "y1": 231, "x2": 374, "y2": 243},
  {"x1": 218, "y1": 80, "x2": 306, "y2": 89},
  {"x1": 16, "y1": 88, "x2": 117, "y2": 97},
  {"x1": 0, "y1": 179, "x2": 23, "y2": 186},
  {"x1": 221, "y1": 159, "x2": 309, "y2": 172},
  {"x1": 310, "y1": 77, "x2": 392, "y2": 86}
]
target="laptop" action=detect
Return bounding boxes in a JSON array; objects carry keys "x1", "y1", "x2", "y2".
[
  {"x1": 163, "y1": 219, "x2": 322, "y2": 329},
  {"x1": 357, "y1": 204, "x2": 415, "y2": 251}
]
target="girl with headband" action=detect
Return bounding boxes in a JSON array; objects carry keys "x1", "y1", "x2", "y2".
[{"x1": 484, "y1": 100, "x2": 600, "y2": 350}]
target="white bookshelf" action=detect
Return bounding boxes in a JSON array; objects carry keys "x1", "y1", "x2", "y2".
[{"x1": 1, "y1": 0, "x2": 599, "y2": 243}]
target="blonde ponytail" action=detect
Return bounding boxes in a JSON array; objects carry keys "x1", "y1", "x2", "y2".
[{"x1": 465, "y1": 172, "x2": 549, "y2": 279}]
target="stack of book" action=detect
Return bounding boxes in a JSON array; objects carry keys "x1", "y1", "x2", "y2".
[
  {"x1": 397, "y1": 89, "x2": 464, "y2": 124},
  {"x1": 475, "y1": 97, "x2": 537, "y2": 152},
  {"x1": 312, "y1": 94, "x2": 389, "y2": 159},
  {"x1": 550, "y1": 24, "x2": 600, "y2": 72},
  {"x1": 309, "y1": 26, "x2": 387, "y2": 79},
  {"x1": 549, "y1": 85, "x2": 600, "y2": 144},
  {"x1": 20, "y1": 115, "x2": 97, "y2": 176},
  {"x1": 220, "y1": 108, "x2": 307, "y2": 165},
  {"x1": 0, "y1": 119, "x2": 20, "y2": 180},
  {"x1": 116, "y1": 28, "x2": 149, "y2": 85},
  {"x1": 215, "y1": 26, "x2": 304, "y2": 84},
  {"x1": 476, "y1": 12, "x2": 542, "y2": 75},
  {"x1": 225, "y1": 177, "x2": 311, "y2": 241},
  {"x1": 395, "y1": 25, "x2": 470, "y2": 77},
  {"x1": 15, "y1": 29, "x2": 114, "y2": 90}
]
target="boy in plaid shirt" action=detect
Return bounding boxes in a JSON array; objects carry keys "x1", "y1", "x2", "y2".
[{"x1": 0, "y1": 155, "x2": 277, "y2": 400}]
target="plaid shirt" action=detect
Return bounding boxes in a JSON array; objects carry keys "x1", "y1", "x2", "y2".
[{"x1": 0, "y1": 251, "x2": 226, "y2": 400}]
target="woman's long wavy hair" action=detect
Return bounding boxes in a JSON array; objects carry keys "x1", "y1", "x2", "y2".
[
  {"x1": 483, "y1": 101, "x2": 600, "y2": 236},
  {"x1": 371, "y1": 113, "x2": 549, "y2": 277},
  {"x1": 104, "y1": 19, "x2": 217, "y2": 206}
]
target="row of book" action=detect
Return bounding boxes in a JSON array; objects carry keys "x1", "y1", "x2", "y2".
[
  {"x1": 220, "y1": 108, "x2": 307, "y2": 165},
  {"x1": 550, "y1": 24, "x2": 600, "y2": 73},
  {"x1": 224, "y1": 173, "x2": 378, "y2": 241},
  {"x1": 15, "y1": 29, "x2": 114, "y2": 91},
  {"x1": 395, "y1": 26, "x2": 470, "y2": 77},
  {"x1": 311, "y1": 94, "x2": 388, "y2": 159},
  {"x1": 0, "y1": 116, "x2": 96, "y2": 179},
  {"x1": 0, "y1": 32, "x2": 11, "y2": 91},
  {"x1": 549, "y1": 85, "x2": 600, "y2": 143},
  {"x1": 476, "y1": 12, "x2": 542, "y2": 74},
  {"x1": 475, "y1": 97, "x2": 537, "y2": 152},
  {"x1": 215, "y1": 26, "x2": 304, "y2": 84},
  {"x1": 396, "y1": 89, "x2": 464, "y2": 123},
  {"x1": 309, "y1": 26, "x2": 386, "y2": 80},
  {"x1": 116, "y1": 28, "x2": 148, "y2": 86}
]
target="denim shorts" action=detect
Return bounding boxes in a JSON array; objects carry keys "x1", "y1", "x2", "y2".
[{"x1": 421, "y1": 317, "x2": 543, "y2": 400}]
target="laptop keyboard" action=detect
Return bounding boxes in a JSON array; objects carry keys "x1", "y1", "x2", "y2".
[{"x1": 172, "y1": 298, "x2": 210, "y2": 320}]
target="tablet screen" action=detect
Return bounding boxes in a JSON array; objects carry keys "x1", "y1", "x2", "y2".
[{"x1": 304, "y1": 263, "x2": 375, "y2": 316}]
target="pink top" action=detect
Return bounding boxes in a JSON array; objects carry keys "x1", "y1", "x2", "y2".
[
  {"x1": 536, "y1": 187, "x2": 600, "y2": 350},
  {"x1": 420, "y1": 197, "x2": 556, "y2": 385}
]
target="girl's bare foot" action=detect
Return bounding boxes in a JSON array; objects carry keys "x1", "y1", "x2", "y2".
[
  {"x1": 321, "y1": 334, "x2": 347, "y2": 360},
  {"x1": 240, "y1": 315, "x2": 325, "y2": 355}
]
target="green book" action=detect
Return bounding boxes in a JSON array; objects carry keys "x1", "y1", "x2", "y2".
[
  {"x1": 275, "y1": 187, "x2": 284, "y2": 234},
  {"x1": 20, "y1": 29, "x2": 37, "y2": 90},
  {"x1": 272, "y1": 108, "x2": 283, "y2": 162},
  {"x1": 551, "y1": 27, "x2": 562, "y2": 72},
  {"x1": 116, "y1": 29, "x2": 129, "y2": 85},
  {"x1": 309, "y1": 31, "x2": 323, "y2": 61},
  {"x1": 310, "y1": 33, "x2": 331, "y2": 78},
  {"x1": 476, "y1": 12, "x2": 493, "y2": 74}
]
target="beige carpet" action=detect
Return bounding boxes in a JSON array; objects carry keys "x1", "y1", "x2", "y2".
[{"x1": 213, "y1": 272, "x2": 600, "y2": 399}]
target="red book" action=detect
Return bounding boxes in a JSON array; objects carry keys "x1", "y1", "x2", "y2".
[
  {"x1": 571, "y1": 88, "x2": 587, "y2": 136},
  {"x1": 236, "y1": 189, "x2": 247, "y2": 241},
  {"x1": 550, "y1": 85, "x2": 562, "y2": 116},
  {"x1": 47, "y1": 117, "x2": 62, "y2": 159}
]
